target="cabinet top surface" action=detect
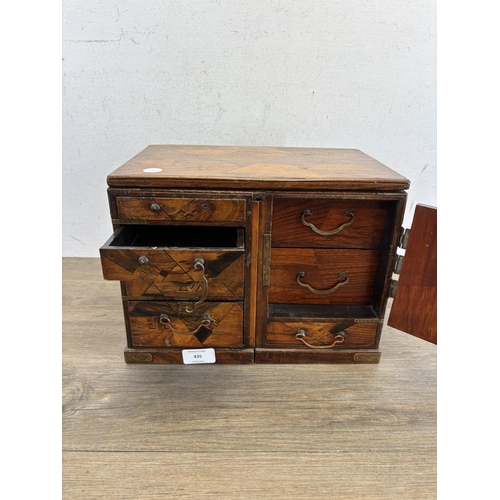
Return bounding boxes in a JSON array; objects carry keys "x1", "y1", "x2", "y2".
[{"x1": 107, "y1": 145, "x2": 410, "y2": 191}]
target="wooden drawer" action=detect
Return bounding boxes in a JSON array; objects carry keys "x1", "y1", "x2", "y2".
[
  {"x1": 116, "y1": 196, "x2": 246, "y2": 222},
  {"x1": 266, "y1": 320, "x2": 378, "y2": 348},
  {"x1": 271, "y1": 199, "x2": 387, "y2": 248},
  {"x1": 100, "y1": 225, "x2": 245, "y2": 300},
  {"x1": 269, "y1": 248, "x2": 379, "y2": 305},
  {"x1": 126, "y1": 301, "x2": 244, "y2": 348}
]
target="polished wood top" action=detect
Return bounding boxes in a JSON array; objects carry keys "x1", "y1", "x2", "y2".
[{"x1": 107, "y1": 145, "x2": 410, "y2": 191}]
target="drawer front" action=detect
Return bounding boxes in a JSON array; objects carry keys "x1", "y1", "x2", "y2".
[
  {"x1": 269, "y1": 248, "x2": 379, "y2": 305},
  {"x1": 127, "y1": 301, "x2": 244, "y2": 348},
  {"x1": 266, "y1": 321, "x2": 378, "y2": 348},
  {"x1": 272, "y1": 199, "x2": 387, "y2": 248},
  {"x1": 116, "y1": 196, "x2": 246, "y2": 222},
  {"x1": 101, "y1": 248, "x2": 244, "y2": 300}
]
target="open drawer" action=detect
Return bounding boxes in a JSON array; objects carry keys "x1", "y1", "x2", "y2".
[{"x1": 100, "y1": 225, "x2": 245, "y2": 300}]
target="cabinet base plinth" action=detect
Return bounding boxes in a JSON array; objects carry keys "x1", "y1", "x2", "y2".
[
  {"x1": 124, "y1": 348, "x2": 255, "y2": 364},
  {"x1": 255, "y1": 348, "x2": 381, "y2": 364}
]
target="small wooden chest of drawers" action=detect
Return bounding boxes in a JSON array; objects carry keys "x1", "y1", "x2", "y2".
[{"x1": 100, "y1": 145, "x2": 410, "y2": 364}]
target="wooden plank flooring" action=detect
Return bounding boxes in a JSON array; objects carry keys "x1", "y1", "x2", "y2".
[{"x1": 63, "y1": 258, "x2": 436, "y2": 499}]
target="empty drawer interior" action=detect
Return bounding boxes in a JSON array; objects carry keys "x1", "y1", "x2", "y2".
[{"x1": 111, "y1": 225, "x2": 244, "y2": 248}]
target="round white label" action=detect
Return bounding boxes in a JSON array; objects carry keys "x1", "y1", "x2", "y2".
[{"x1": 143, "y1": 168, "x2": 163, "y2": 173}]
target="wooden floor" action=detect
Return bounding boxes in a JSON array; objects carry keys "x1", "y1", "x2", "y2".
[{"x1": 63, "y1": 258, "x2": 436, "y2": 499}]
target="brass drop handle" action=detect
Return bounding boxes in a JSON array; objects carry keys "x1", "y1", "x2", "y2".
[
  {"x1": 295, "y1": 328, "x2": 347, "y2": 349},
  {"x1": 150, "y1": 202, "x2": 161, "y2": 212},
  {"x1": 296, "y1": 271, "x2": 349, "y2": 294},
  {"x1": 159, "y1": 313, "x2": 214, "y2": 335},
  {"x1": 301, "y1": 209, "x2": 354, "y2": 236},
  {"x1": 138, "y1": 255, "x2": 150, "y2": 265},
  {"x1": 185, "y1": 257, "x2": 209, "y2": 313}
]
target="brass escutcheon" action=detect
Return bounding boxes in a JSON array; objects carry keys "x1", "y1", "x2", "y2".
[
  {"x1": 125, "y1": 353, "x2": 153, "y2": 363},
  {"x1": 353, "y1": 353, "x2": 380, "y2": 363}
]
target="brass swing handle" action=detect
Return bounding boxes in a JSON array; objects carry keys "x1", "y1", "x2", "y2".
[
  {"x1": 296, "y1": 271, "x2": 349, "y2": 295},
  {"x1": 186, "y1": 257, "x2": 209, "y2": 313},
  {"x1": 159, "y1": 313, "x2": 216, "y2": 335},
  {"x1": 295, "y1": 329, "x2": 347, "y2": 349},
  {"x1": 301, "y1": 209, "x2": 354, "y2": 236}
]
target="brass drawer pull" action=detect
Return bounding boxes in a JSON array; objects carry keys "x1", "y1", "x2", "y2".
[
  {"x1": 160, "y1": 313, "x2": 216, "y2": 336},
  {"x1": 301, "y1": 209, "x2": 354, "y2": 236},
  {"x1": 186, "y1": 257, "x2": 209, "y2": 313},
  {"x1": 295, "y1": 328, "x2": 347, "y2": 349},
  {"x1": 296, "y1": 271, "x2": 349, "y2": 295},
  {"x1": 189, "y1": 314, "x2": 217, "y2": 336},
  {"x1": 159, "y1": 313, "x2": 170, "y2": 324}
]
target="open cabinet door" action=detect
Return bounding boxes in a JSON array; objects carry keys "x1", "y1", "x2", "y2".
[{"x1": 388, "y1": 204, "x2": 437, "y2": 344}]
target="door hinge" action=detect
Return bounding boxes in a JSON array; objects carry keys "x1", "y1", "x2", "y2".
[
  {"x1": 394, "y1": 254, "x2": 404, "y2": 274},
  {"x1": 263, "y1": 234, "x2": 271, "y2": 286},
  {"x1": 399, "y1": 227, "x2": 410, "y2": 249},
  {"x1": 390, "y1": 227, "x2": 409, "y2": 298},
  {"x1": 389, "y1": 279, "x2": 398, "y2": 298}
]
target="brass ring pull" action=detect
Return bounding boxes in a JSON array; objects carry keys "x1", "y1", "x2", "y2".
[
  {"x1": 295, "y1": 328, "x2": 347, "y2": 349},
  {"x1": 159, "y1": 313, "x2": 170, "y2": 324},
  {"x1": 301, "y1": 209, "x2": 354, "y2": 236},
  {"x1": 185, "y1": 257, "x2": 209, "y2": 313},
  {"x1": 296, "y1": 271, "x2": 349, "y2": 295}
]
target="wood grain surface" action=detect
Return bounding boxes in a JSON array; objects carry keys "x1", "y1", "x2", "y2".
[
  {"x1": 101, "y1": 248, "x2": 245, "y2": 300},
  {"x1": 269, "y1": 248, "x2": 380, "y2": 304},
  {"x1": 63, "y1": 258, "x2": 436, "y2": 499},
  {"x1": 106, "y1": 145, "x2": 410, "y2": 191},
  {"x1": 271, "y1": 198, "x2": 387, "y2": 248},
  {"x1": 266, "y1": 320, "x2": 378, "y2": 348},
  {"x1": 388, "y1": 204, "x2": 437, "y2": 344},
  {"x1": 126, "y1": 300, "x2": 244, "y2": 348},
  {"x1": 116, "y1": 196, "x2": 246, "y2": 222}
]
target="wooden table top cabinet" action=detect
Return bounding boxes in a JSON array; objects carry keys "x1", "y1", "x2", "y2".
[{"x1": 100, "y1": 145, "x2": 431, "y2": 364}]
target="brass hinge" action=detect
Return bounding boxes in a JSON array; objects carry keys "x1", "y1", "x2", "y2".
[
  {"x1": 389, "y1": 279, "x2": 398, "y2": 298},
  {"x1": 399, "y1": 227, "x2": 410, "y2": 249},
  {"x1": 394, "y1": 254, "x2": 404, "y2": 275},
  {"x1": 263, "y1": 234, "x2": 271, "y2": 286},
  {"x1": 390, "y1": 227, "x2": 409, "y2": 298}
]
